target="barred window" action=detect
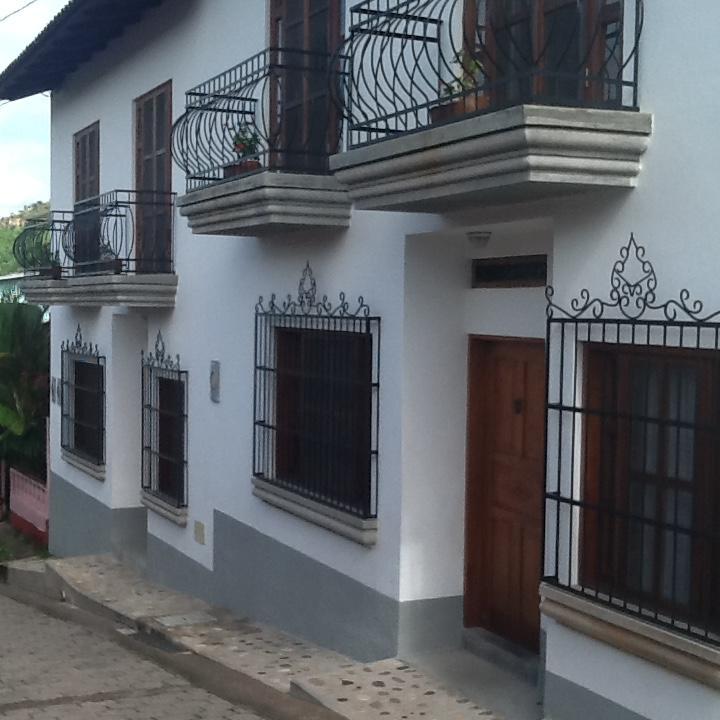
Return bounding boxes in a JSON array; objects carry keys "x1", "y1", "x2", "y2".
[
  {"x1": 142, "y1": 333, "x2": 188, "y2": 509},
  {"x1": 254, "y1": 264, "x2": 380, "y2": 520},
  {"x1": 61, "y1": 326, "x2": 105, "y2": 467},
  {"x1": 545, "y1": 235, "x2": 720, "y2": 646}
]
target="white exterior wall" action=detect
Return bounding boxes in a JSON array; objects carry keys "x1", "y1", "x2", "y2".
[
  {"x1": 45, "y1": 0, "x2": 720, "y2": 712},
  {"x1": 49, "y1": 0, "x2": 439, "y2": 597}
]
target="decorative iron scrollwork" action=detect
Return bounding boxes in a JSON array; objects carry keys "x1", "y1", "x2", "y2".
[
  {"x1": 142, "y1": 331, "x2": 181, "y2": 371},
  {"x1": 256, "y1": 262, "x2": 372, "y2": 318},
  {"x1": 547, "y1": 234, "x2": 720, "y2": 323},
  {"x1": 61, "y1": 324, "x2": 100, "y2": 358}
]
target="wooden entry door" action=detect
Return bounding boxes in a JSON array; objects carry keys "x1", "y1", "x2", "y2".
[{"x1": 465, "y1": 338, "x2": 546, "y2": 651}]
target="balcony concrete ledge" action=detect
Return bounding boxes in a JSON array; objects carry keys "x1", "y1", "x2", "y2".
[
  {"x1": 19, "y1": 273, "x2": 178, "y2": 308},
  {"x1": 177, "y1": 170, "x2": 352, "y2": 236},
  {"x1": 540, "y1": 583, "x2": 720, "y2": 690},
  {"x1": 252, "y1": 477, "x2": 377, "y2": 547},
  {"x1": 330, "y1": 104, "x2": 653, "y2": 212}
]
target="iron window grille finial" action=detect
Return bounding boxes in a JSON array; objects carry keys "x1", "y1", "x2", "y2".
[
  {"x1": 61, "y1": 323, "x2": 100, "y2": 357},
  {"x1": 255, "y1": 261, "x2": 372, "y2": 318},
  {"x1": 546, "y1": 234, "x2": 720, "y2": 323},
  {"x1": 142, "y1": 330, "x2": 181, "y2": 371}
]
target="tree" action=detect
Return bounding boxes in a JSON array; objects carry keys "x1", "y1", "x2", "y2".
[{"x1": 0, "y1": 303, "x2": 49, "y2": 486}]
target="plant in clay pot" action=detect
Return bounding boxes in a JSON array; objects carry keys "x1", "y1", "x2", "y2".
[
  {"x1": 430, "y1": 52, "x2": 489, "y2": 124},
  {"x1": 225, "y1": 124, "x2": 262, "y2": 178}
]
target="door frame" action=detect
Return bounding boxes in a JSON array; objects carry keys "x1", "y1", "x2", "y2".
[{"x1": 464, "y1": 334, "x2": 546, "y2": 646}]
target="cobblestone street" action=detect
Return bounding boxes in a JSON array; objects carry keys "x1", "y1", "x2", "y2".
[{"x1": 0, "y1": 594, "x2": 265, "y2": 719}]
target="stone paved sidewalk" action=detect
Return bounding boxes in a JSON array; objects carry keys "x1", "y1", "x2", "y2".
[
  {"x1": 0, "y1": 593, "x2": 262, "y2": 719},
  {"x1": 12, "y1": 555, "x2": 506, "y2": 720}
]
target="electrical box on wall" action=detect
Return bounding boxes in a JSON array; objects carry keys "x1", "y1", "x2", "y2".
[{"x1": 210, "y1": 361, "x2": 220, "y2": 403}]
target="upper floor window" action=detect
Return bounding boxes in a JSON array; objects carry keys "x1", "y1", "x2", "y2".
[
  {"x1": 134, "y1": 81, "x2": 173, "y2": 273},
  {"x1": 73, "y1": 122, "x2": 101, "y2": 273},
  {"x1": 61, "y1": 325, "x2": 105, "y2": 469}
]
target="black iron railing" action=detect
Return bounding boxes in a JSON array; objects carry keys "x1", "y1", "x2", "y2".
[
  {"x1": 545, "y1": 236, "x2": 720, "y2": 647},
  {"x1": 172, "y1": 48, "x2": 346, "y2": 192},
  {"x1": 13, "y1": 211, "x2": 73, "y2": 278},
  {"x1": 253, "y1": 263, "x2": 380, "y2": 520},
  {"x1": 339, "y1": 0, "x2": 643, "y2": 148},
  {"x1": 14, "y1": 190, "x2": 175, "y2": 277}
]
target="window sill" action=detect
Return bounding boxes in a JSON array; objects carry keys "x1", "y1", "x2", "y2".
[
  {"x1": 252, "y1": 477, "x2": 377, "y2": 547},
  {"x1": 141, "y1": 490, "x2": 188, "y2": 527},
  {"x1": 61, "y1": 449, "x2": 105, "y2": 481},
  {"x1": 540, "y1": 583, "x2": 720, "y2": 690}
]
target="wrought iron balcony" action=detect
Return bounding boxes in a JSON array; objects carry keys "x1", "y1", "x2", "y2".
[
  {"x1": 13, "y1": 211, "x2": 73, "y2": 279},
  {"x1": 339, "y1": 0, "x2": 644, "y2": 148},
  {"x1": 16, "y1": 191, "x2": 178, "y2": 308},
  {"x1": 172, "y1": 47, "x2": 346, "y2": 191},
  {"x1": 171, "y1": 48, "x2": 352, "y2": 235},
  {"x1": 330, "y1": 0, "x2": 651, "y2": 212}
]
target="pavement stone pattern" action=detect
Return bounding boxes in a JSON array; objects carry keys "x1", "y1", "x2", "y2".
[
  {"x1": 0, "y1": 594, "x2": 262, "y2": 719},
  {"x1": 165, "y1": 617, "x2": 359, "y2": 692},
  {"x1": 46, "y1": 556, "x2": 505, "y2": 720},
  {"x1": 293, "y1": 659, "x2": 501, "y2": 720},
  {"x1": 46, "y1": 555, "x2": 209, "y2": 620}
]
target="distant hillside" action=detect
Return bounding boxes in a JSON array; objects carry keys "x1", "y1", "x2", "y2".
[
  {"x1": 0, "y1": 201, "x2": 50, "y2": 230},
  {"x1": 0, "y1": 201, "x2": 50, "y2": 276}
]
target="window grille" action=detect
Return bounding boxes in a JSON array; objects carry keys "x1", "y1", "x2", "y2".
[
  {"x1": 254, "y1": 263, "x2": 380, "y2": 520},
  {"x1": 61, "y1": 325, "x2": 105, "y2": 466},
  {"x1": 545, "y1": 235, "x2": 720, "y2": 645},
  {"x1": 142, "y1": 332, "x2": 188, "y2": 508}
]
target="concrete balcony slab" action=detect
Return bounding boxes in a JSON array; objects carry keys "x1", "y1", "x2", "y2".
[
  {"x1": 20, "y1": 273, "x2": 178, "y2": 308},
  {"x1": 177, "y1": 170, "x2": 352, "y2": 236},
  {"x1": 330, "y1": 105, "x2": 653, "y2": 213}
]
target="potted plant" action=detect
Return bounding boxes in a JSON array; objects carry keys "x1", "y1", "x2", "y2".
[
  {"x1": 39, "y1": 253, "x2": 62, "y2": 280},
  {"x1": 224, "y1": 125, "x2": 262, "y2": 178},
  {"x1": 430, "y1": 52, "x2": 489, "y2": 124}
]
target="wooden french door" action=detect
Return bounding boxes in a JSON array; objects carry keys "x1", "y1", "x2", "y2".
[
  {"x1": 464, "y1": 0, "x2": 623, "y2": 107},
  {"x1": 269, "y1": 0, "x2": 342, "y2": 172},
  {"x1": 73, "y1": 122, "x2": 100, "y2": 271},
  {"x1": 465, "y1": 338, "x2": 546, "y2": 651},
  {"x1": 135, "y1": 81, "x2": 172, "y2": 273}
]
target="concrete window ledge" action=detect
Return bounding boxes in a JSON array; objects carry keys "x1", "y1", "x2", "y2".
[
  {"x1": 541, "y1": 583, "x2": 720, "y2": 690},
  {"x1": 252, "y1": 477, "x2": 377, "y2": 547},
  {"x1": 61, "y1": 449, "x2": 105, "y2": 481},
  {"x1": 141, "y1": 491, "x2": 188, "y2": 527}
]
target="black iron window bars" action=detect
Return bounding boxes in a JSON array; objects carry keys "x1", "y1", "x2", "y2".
[
  {"x1": 254, "y1": 263, "x2": 381, "y2": 520},
  {"x1": 172, "y1": 47, "x2": 347, "y2": 192},
  {"x1": 13, "y1": 191, "x2": 175, "y2": 277},
  {"x1": 142, "y1": 332, "x2": 188, "y2": 509},
  {"x1": 61, "y1": 325, "x2": 105, "y2": 467},
  {"x1": 338, "y1": 0, "x2": 643, "y2": 148},
  {"x1": 545, "y1": 235, "x2": 720, "y2": 646}
]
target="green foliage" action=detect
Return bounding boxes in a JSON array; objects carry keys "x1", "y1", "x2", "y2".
[
  {"x1": 0, "y1": 304, "x2": 49, "y2": 477},
  {"x1": 0, "y1": 227, "x2": 21, "y2": 276}
]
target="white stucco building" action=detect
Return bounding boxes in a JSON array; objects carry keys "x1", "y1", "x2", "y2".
[{"x1": 1, "y1": 1, "x2": 719, "y2": 718}]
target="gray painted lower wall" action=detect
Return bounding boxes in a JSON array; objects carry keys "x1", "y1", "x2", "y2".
[
  {"x1": 49, "y1": 476, "x2": 463, "y2": 662},
  {"x1": 544, "y1": 673, "x2": 649, "y2": 720},
  {"x1": 49, "y1": 473, "x2": 147, "y2": 568}
]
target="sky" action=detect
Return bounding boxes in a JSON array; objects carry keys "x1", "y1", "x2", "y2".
[{"x1": 0, "y1": 0, "x2": 68, "y2": 217}]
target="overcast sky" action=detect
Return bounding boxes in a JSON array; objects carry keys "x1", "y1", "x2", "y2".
[{"x1": 0, "y1": 0, "x2": 67, "y2": 217}]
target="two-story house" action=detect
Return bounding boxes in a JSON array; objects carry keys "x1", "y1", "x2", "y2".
[{"x1": 1, "y1": 1, "x2": 718, "y2": 718}]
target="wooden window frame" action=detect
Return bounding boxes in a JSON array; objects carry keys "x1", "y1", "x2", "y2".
[
  {"x1": 134, "y1": 80, "x2": 173, "y2": 272},
  {"x1": 582, "y1": 343, "x2": 718, "y2": 627}
]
